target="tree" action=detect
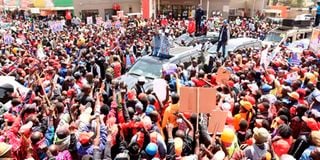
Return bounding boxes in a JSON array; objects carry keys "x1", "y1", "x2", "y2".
[{"x1": 295, "y1": 0, "x2": 305, "y2": 7}]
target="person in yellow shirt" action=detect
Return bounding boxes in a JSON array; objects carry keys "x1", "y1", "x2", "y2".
[
  {"x1": 233, "y1": 100, "x2": 253, "y2": 131},
  {"x1": 162, "y1": 93, "x2": 180, "y2": 129}
]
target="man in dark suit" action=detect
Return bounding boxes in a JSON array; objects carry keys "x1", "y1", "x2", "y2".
[
  {"x1": 86, "y1": 58, "x2": 101, "y2": 79},
  {"x1": 195, "y1": 4, "x2": 204, "y2": 35},
  {"x1": 216, "y1": 20, "x2": 230, "y2": 58}
]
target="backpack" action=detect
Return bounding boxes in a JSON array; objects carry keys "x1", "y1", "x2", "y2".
[{"x1": 288, "y1": 135, "x2": 310, "y2": 159}]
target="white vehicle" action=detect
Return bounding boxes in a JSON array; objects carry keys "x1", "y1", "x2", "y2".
[
  {"x1": 296, "y1": 14, "x2": 314, "y2": 21},
  {"x1": 263, "y1": 27, "x2": 312, "y2": 47},
  {"x1": 207, "y1": 38, "x2": 262, "y2": 58}
]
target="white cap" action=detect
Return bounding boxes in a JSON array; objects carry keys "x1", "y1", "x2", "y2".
[{"x1": 221, "y1": 103, "x2": 231, "y2": 111}]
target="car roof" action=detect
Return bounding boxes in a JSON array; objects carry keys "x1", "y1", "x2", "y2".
[
  {"x1": 227, "y1": 38, "x2": 260, "y2": 46},
  {"x1": 138, "y1": 46, "x2": 199, "y2": 64}
]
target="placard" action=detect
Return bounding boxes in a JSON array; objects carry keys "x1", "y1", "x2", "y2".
[
  {"x1": 179, "y1": 87, "x2": 197, "y2": 113},
  {"x1": 208, "y1": 110, "x2": 228, "y2": 133},
  {"x1": 115, "y1": 21, "x2": 121, "y2": 29},
  {"x1": 162, "y1": 63, "x2": 177, "y2": 75},
  {"x1": 153, "y1": 79, "x2": 168, "y2": 102},
  {"x1": 104, "y1": 21, "x2": 112, "y2": 29},
  {"x1": 117, "y1": 11, "x2": 124, "y2": 18},
  {"x1": 309, "y1": 28, "x2": 320, "y2": 54},
  {"x1": 4, "y1": 34, "x2": 13, "y2": 45},
  {"x1": 96, "y1": 17, "x2": 103, "y2": 25},
  {"x1": 87, "y1": 16, "x2": 93, "y2": 25},
  {"x1": 199, "y1": 88, "x2": 217, "y2": 112},
  {"x1": 179, "y1": 87, "x2": 217, "y2": 113}
]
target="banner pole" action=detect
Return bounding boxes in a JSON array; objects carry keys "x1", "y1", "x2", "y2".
[{"x1": 196, "y1": 87, "x2": 200, "y2": 132}]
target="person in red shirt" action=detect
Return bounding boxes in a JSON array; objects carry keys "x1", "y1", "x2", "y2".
[
  {"x1": 188, "y1": 18, "x2": 196, "y2": 35},
  {"x1": 111, "y1": 56, "x2": 122, "y2": 78},
  {"x1": 191, "y1": 71, "x2": 206, "y2": 87},
  {"x1": 297, "y1": 88, "x2": 308, "y2": 106}
]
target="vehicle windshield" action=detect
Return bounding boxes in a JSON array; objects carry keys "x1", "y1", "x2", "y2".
[
  {"x1": 128, "y1": 59, "x2": 163, "y2": 79},
  {"x1": 175, "y1": 34, "x2": 193, "y2": 46},
  {"x1": 264, "y1": 32, "x2": 283, "y2": 42}
]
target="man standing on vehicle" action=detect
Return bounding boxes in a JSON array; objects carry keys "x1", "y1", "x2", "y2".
[
  {"x1": 195, "y1": 4, "x2": 204, "y2": 35},
  {"x1": 152, "y1": 30, "x2": 161, "y2": 56},
  {"x1": 216, "y1": 20, "x2": 230, "y2": 59},
  {"x1": 315, "y1": 0, "x2": 320, "y2": 27}
]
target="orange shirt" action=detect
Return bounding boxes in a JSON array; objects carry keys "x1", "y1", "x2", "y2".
[
  {"x1": 161, "y1": 103, "x2": 179, "y2": 128},
  {"x1": 233, "y1": 112, "x2": 252, "y2": 131}
]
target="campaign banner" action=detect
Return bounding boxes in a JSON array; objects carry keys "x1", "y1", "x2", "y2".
[
  {"x1": 3, "y1": 34, "x2": 14, "y2": 45},
  {"x1": 309, "y1": 28, "x2": 320, "y2": 54},
  {"x1": 104, "y1": 21, "x2": 112, "y2": 29},
  {"x1": 96, "y1": 17, "x2": 103, "y2": 25},
  {"x1": 115, "y1": 21, "x2": 121, "y2": 29},
  {"x1": 48, "y1": 21, "x2": 64, "y2": 33},
  {"x1": 87, "y1": 16, "x2": 93, "y2": 25}
]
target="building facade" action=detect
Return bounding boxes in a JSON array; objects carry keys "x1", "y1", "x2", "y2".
[
  {"x1": 73, "y1": 0, "x2": 141, "y2": 21},
  {"x1": 72, "y1": 0, "x2": 267, "y2": 22}
]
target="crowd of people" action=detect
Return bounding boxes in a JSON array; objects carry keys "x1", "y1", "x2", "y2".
[{"x1": 0, "y1": 13, "x2": 319, "y2": 160}]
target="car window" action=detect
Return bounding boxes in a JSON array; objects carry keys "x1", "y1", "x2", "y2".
[
  {"x1": 264, "y1": 32, "x2": 282, "y2": 42},
  {"x1": 128, "y1": 59, "x2": 163, "y2": 79}
]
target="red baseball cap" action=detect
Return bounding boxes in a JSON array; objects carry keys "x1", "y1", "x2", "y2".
[{"x1": 79, "y1": 132, "x2": 94, "y2": 145}]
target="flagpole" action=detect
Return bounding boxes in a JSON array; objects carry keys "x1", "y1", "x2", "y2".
[{"x1": 3, "y1": 0, "x2": 6, "y2": 16}]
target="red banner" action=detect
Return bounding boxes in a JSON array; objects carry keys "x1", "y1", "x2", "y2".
[{"x1": 141, "y1": 0, "x2": 150, "y2": 19}]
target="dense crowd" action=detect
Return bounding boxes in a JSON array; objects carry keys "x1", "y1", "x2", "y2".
[{"x1": 0, "y1": 13, "x2": 319, "y2": 160}]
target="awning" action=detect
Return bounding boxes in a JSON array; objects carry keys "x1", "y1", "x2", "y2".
[
  {"x1": 263, "y1": 9, "x2": 282, "y2": 14},
  {"x1": 41, "y1": 6, "x2": 74, "y2": 11},
  {"x1": 30, "y1": 8, "x2": 40, "y2": 14}
]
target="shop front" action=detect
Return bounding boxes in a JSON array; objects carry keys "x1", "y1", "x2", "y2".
[{"x1": 159, "y1": 0, "x2": 198, "y2": 19}]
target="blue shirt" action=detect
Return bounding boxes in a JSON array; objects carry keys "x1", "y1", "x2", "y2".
[{"x1": 300, "y1": 146, "x2": 316, "y2": 160}]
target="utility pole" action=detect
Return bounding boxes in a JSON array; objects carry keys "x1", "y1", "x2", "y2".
[
  {"x1": 206, "y1": 0, "x2": 209, "y2": 19},
  {"x1": 252, "y1": 0, "x2": 256, "y2": 17},
  {"x1": 3, "y1": 0, "x2": 6, "y2": 16}
]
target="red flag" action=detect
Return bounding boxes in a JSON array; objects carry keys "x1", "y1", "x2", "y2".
[
  {"x1": 188, "y1": 20, "x2": 195, "y2": 34},
  {"x1": 65, "y1": 11, "x2": 72, "y2": 20}
]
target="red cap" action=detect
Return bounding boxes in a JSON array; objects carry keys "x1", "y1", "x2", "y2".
[
  {"x1": 79, "y1": 132, "x2": 94, "y2": 145},
  {"x1": 3, "y1": 113, "x2": 16, "y2": 123}
]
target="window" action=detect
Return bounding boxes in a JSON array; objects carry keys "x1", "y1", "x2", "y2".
[
  {"x1": 81, "y1": 10, "x2": 99, "y2": 22},
  {"x1": 104, "y1": 9, "x2": 113, "y2": 21}
]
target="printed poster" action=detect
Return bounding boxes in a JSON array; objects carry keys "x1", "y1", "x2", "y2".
[
  {"x1": 104, "y1": 21, "x2": 112, "y2": 29},
  {"x1": 96, "y1": 17, "x2": 103, "y2": 25},
  {"x1": 309, "y1": 28, "x2": 320, "y2": 54},
  {"x1": 87, "y1": 16, "x2": 93, "y2": 25},
  {"x1": 4, "y1": 34, "x2": 14, "y2": 45}
]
